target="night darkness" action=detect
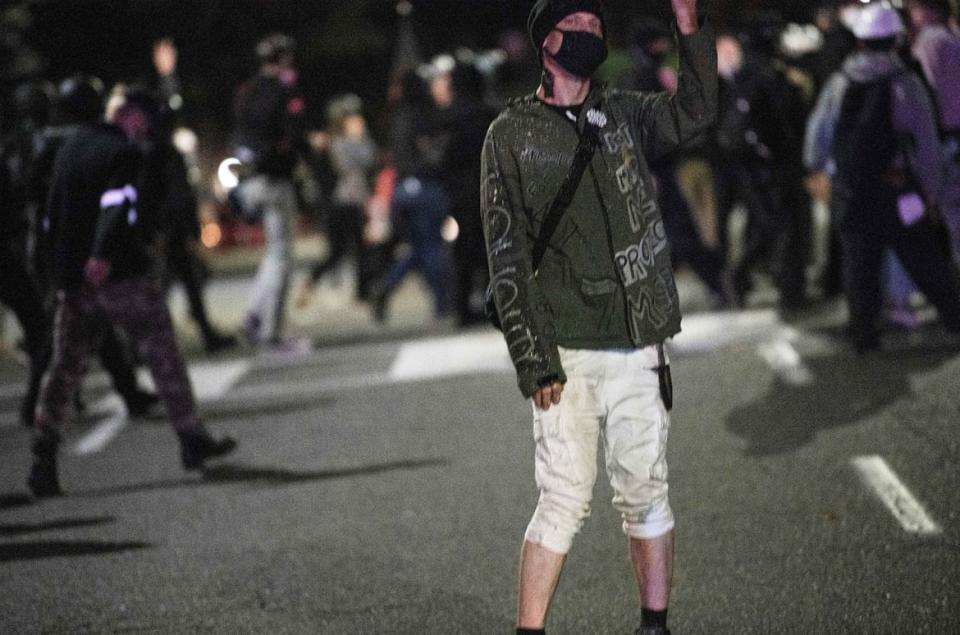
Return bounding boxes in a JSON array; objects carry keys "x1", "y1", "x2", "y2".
[{"x1": 11, "y1": 0, "x2": 816, "y2": 148}]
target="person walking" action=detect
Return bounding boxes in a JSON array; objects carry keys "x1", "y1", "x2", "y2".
[
  {"x1": 297, "y1": 94, "x2": 378, "y2": 307},
  {"x1": 27, "y1": 91, "x2": 236, "y2": 498},
  {"x1": 232, "y1": 33, "x2": 306, "y2": 349},
  {"x1": 20, "y1": 76, "x2": 160, "y2": 424},
  {"x1": 714, "y1": 32, "x2": 808, "y2": 309},
  {"x1": 482, "y1": 1, "x2": 716, "y2": 633},
  {"x1": 805, "y1": 2, "x2": 960, "y2": 352},
  {"x1": 150, "y1": 39, "x2": 236, "y2": 354},
  {"x1": 373, "y1": 70, "x2": 452, "y2": 323},
  {"x1": 907, "y1": 0, "x2": 960, "y2": 259}
]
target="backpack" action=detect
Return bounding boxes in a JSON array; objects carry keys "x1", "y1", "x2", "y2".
[{"x1": 830, "y1": 74, "x2": 899, "y2": 230}]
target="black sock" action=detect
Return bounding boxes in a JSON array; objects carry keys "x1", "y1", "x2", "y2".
[
  {"x1": 641, "y1": 607, "x2": 668, "y2": 628},
  {"x1": 516, "y1": 629, "x2": 545, "y2": 635}
]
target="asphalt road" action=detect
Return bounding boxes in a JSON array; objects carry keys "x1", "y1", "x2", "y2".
[{"x1": 0, "y1": 307, "x2": 958, "y2": 634}]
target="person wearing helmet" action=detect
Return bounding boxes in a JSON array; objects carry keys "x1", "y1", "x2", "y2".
[
  {"x1": 27, "y1": 87, "x2": 236, "y2": 498},
  {"x1": 482, "y1": 0, "x2": 715, "y2": 633},
  {"x1": 232, "y1": 33, "x2": 307, "y2": 350},
  {"x1": 805, "y1": 2, "x2": 960, "y2": 352}
]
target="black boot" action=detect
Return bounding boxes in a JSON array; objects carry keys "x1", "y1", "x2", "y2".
[
  {"x1": 177, "y1": 429, "x2": 237, "y2": 471},
  {"x1": 27, "y1": 431, "x2": 63, "y2": 498},
  {"x1": 204, "y1": 331, "x2": 238, "y2": 355},
  {"x1": 125, "y1": 390, "x2": 160, "y2": 418}
]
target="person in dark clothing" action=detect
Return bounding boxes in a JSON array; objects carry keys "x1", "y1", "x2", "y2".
[
  {"x1": 0, "y1": 141, "x2": 50, "y2": 429},
  {"x1": 483, "y1": 1, "x2": 716, "y2": 632},
  {"x1": 715, "y1": 32, "x2": 810, "y2": 309},
  {"x1": 233, "y1": 33, "x2": 307, "y2": 348},
  {"x1": 805, "y1": 3, "x2": 960, "y2": 351},
  {"x1": 297, "y1": 94, "x2": 378, "y2": 307},
  {"x1": 373, "y1": 70, "x2": 452, "y2": 322},
  {"x1": 150, "y1": 40, "x2": 236, "y2": 354},
  {"x1": 7, "y1": 76, "x2": 157, "y2": 427},
  {"x1": 27, "y1": 92, "x2": 236, "y2": 498},
  {"x1": 432, "y1": 62, "x2": 498, "y2": 325}
]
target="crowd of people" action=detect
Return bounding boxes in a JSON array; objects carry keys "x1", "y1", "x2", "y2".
[
  {"x1": 0, "y1": 0, "x2": 957, "y2": 496},
  {"x1": 0, "y1": 1, "x2": 958, "y2": 632}
]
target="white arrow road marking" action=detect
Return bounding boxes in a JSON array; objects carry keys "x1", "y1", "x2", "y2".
[
  {"x1": 71, "y1": 394, "x2": 128, "y2": 456},
  {"x1": 70, "y1": 360, "x2": 253, "y2": 455},
  {"x1": 757, "y1": 328, "x2": 814, "y2": 386},
  {"x1": 388, "y1": 332, "x2": 512, "y2": 382},
  {"x1": 672, "y1": 309, "x2": 782, "y2": 355},
  {"x1": 851, "y1": 455, "x2": 942, "y2": 536}
]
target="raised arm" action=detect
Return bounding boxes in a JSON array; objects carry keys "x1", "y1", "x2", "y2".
[{"x1": 634, "y1": 2, "x2": 717, "y2": 163}]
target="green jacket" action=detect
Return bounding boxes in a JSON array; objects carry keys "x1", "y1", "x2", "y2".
[{"x1": 481, "y1": 24, "x2": 718, "y2": 398}]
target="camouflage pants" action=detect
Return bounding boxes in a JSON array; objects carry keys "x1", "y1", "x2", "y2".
[{"x1": 35, "y1": 277, "x2": 199, "y2": 433}]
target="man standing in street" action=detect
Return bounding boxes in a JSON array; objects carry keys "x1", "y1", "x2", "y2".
[{"x1": 481, "y1": 1, "x2": 716, "y2": 633}]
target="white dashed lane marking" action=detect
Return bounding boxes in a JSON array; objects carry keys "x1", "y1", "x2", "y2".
[
  {"x1": 757, "y1": 330, "x2": 814, "y2": 386},
  {"x1": 71, "y1": 360, "x2": 253, "y2": 455},
  {"x1": 71, "y1": 394, "x2": 128, "y2": 456},
  {"x1": 851, "y1": 455, "x2": 942, "y2": 536}
]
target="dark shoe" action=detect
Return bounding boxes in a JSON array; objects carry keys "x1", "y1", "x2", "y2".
[
  {"x1": 27, "y1": 432, "x2": 62, "y2": 498},
  {"x1": 126, "y1": 391, "x2": 160, "y2": 418},
  {"x1": 242, "y1": 314, "x2": 261, "y2": 346},
  {"x1": 178, "y1": 429, "x2": 237, "y2": 471},
  {"x1": 636, "y1": 627, "x2": 671, "y2": 635},
  {"x1": 204, "y1": 332, "x2": 238, "y2": 355},
  {"x1": 722, "y1": 268, "x2": 751, "y2": 309},
  {"x1": 852, "y1": 334, "x2": 881, "y2": 354},
  {"x1": 19, "y1": 405, "x2": 33, "y2": 429},
  {"x1": 371, "y1": 289, "x2": 388, "y2": 323}
]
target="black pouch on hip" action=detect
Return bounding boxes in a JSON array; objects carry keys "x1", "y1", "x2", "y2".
[{"x1": 657, "y1": 344, "x2": 673, "y2": 412}]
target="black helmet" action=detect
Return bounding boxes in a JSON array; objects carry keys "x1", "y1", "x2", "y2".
[
  {"x1": 256, "y1": 33, "x2": 295, "y2": 64},
  {"x1": 57, "y1": 74, "x2": 105, "y2": 124}
]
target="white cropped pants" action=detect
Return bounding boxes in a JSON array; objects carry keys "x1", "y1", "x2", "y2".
[{"x1": 524, "y1": 346, "x2": 674, "y2": 555}]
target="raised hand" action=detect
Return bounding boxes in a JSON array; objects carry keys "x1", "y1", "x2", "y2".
[{"x1": 670, "y1": 0, "x2": 699, "y2": 35}]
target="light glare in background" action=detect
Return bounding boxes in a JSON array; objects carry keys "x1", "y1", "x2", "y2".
[{"x1": 217, "y1": 158, "x2": 241, "y2": 190}]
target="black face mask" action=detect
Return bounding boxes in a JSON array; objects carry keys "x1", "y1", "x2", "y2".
[{"x1": 549, "y1": 30, "x2": 608, "y2": 79}]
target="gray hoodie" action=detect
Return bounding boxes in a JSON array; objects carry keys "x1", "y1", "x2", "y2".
[{"x1": 804, "y1": 50, "x2": 943, "y2": 201}]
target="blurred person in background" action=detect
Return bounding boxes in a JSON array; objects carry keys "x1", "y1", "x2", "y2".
[
  {"x1": 907, "y1": 0, "x2": 960, "y2": 258},
  {"x1": 714, "y1": 31, "x2": 809, "y2": 310},
  {"x1": 27, "y1": 90, "x2": 235, "y2": 497},
  {"x1": 805, "y1": 2, "x2": 960, "y2": 352},
  {"x1": 297, "y1": 94, "x2": 378, "y2": 308},
  {"x1": 150, "y1": 39, "x2": 236, "y2": 354},
  {"x1": 431, "y1": 58, "x2": 497, "y2": 325},
  {"x1": 372, "y1": 68, "x2": 451, "y2": 324},
  {"x1": 0, "y1": 87, "x2": 51, "y2": 430},
  {"x1": 620, "y1": 18, "x2": 729, "y2": 308},
  {"x1": 810, "y1": 0, "x2": 862, "y2": 90},
  {"x1": 18, "y1": 76, "x2": 160, "y2": 426},
  {"x1": 232, "y1": 33, "x2": 307, "y2": 350}
]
